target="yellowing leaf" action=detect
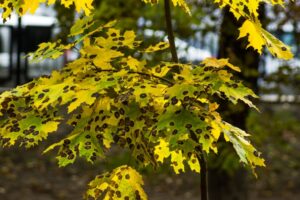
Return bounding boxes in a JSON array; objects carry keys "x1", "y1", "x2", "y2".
[
  {"x1": 1, "y1": 0, "x2": 94, "y2": 20},
  {"x1": 144, "y1": 42, "x2": 170, "y2": 53},
  {"x1": 239, "y1": 20, "x2": 265, "y2": 54},
  {"x1": 154, "y1": 138, "x2": 170, "y2": 163},
  {"x1": 187, "y1": 153, "x2": 200, "y2": 173},
  {"x1": 86, "y1": 165, "x2": 147, "y2": 200},
  {"x1": 171, "y1": 150, "x2": 185, "y2": 174},
  {"x1": 202, "y1": 57, "x2": 241, "y2": 72},
  {"x1": 239, "y1": 19, "x2": 293, "y2": 60}
]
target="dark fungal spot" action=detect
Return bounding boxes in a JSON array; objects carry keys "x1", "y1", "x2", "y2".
[
  {"x1": 281, "y1": 46, "x2": 287, "y2": 51},
  {"x1": 177, "y1": 141, "x2": 184, "y2": 145},
  {"x1": 159, "y1": 43, "x2": 166, "y2": 48},
  {"x1": 102, "y1": 123, "x2": 108, "y2": 129},
  {"x1": 118, "y1": 119, "x2": 125, "y2": 126},
  {"x1": 164, "y1": 102, "x2": 170, "y2": 108},
  {"x1": 42, "y1": 97, "x2": 50, "y2": 103},
  {"x1": 111, "y1": 46, "x2": 118, "y2": 50},
  {"x1": 175, "y1": 110, "x2": 181, "y2": 114},
  {"x1": 125, "y1": 174, "x2": 130, "y2": 179},
  {"x1": 185, "y1": 124, "x2": 192, "y2": 129},
  {"x1": 177, "y1": 76, "x2": 184, "y2": 81},
  {"x1": 38, "y1": 93, "x2": 45, "y2": 99},
  {"x1": 116, "y1": 191, "x2": 121, "y2": 198},
  {"x1": 182, "y1": 90, "x2": 188, "y2": 95},
  {"x1": 140, "y1": 93, "x2": 147, "y2": 98},
  {"x1": 171, "y1": 97, "x2": 178, "y2": 105},
  {"x1": 33, "y1": 131, "x2": 39, "y2": 136},
  {"x1": 253, "y1": 150, "x2": 259, "y2": 157},
  {"x1": 172, "y1": 129, "x2": 178, "y2": 135},
  {"x1": 204, "y1": 134, "x2": 210, "y2": 139},
  {"x1": 196, "y1": 129, "x2": 202, "y2": 134},
  {"x1": 164, "y1": 94, "x2": 170, "y2": 99},
  {"x1": 107, "y1": 77, "x2": 114, "y2": 81},
  {"x1": 129, "y1": 121, "x2": 134, "y2": 127},
  {"x1": 114, "y1": 112, "x2": 120, "y2": 118},
  {"x1": 169, "y1": 122, "x2": 174, "y2": 126},
  {"x1": 92, "y1": 92, "x2": 100, "y2": 98},
  {"x1": 119, "y1": 108, "x2": 125, "y2": 115},
  {"x1": 183, "y1": 96, "x2": 189, "y2": 101}
]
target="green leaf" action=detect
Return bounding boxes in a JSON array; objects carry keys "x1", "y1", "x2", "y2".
[{"x1": 222, "y1": 122, "x2": 265, "y2": 175}]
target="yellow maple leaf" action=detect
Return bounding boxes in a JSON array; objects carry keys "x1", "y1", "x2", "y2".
[
  {"x1": 187, "y1": 153, "x2": 200, "y2": 173},
  {"x1": 154, "y1": 138, "x2": 170, "y2": 163},
  {"x1": 239, "y1": 19, "x2": 293, "y2": 60},
  {"x1": 171, "y1": 150, "x2": 185, "y2": 174}
]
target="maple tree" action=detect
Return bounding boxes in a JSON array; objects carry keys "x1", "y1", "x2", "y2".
[{"x1": 0, "y1": 0, "x2": 294, "y2": 199}]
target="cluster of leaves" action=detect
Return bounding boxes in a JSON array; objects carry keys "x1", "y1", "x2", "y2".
[
  {"x1": 0, "y1": 0, "x2": 93, "y2": 21},
  {"x1": 215, "y1": 0, "x2": 293, "y2": 60},
  {"x1": 0, "y1": 0, "x2": 294, "y2": 199},
  {"x1": 0, "y1": 14, "x2": 264, "y2": 199}
]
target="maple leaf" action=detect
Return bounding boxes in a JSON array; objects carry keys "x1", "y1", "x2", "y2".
[
  {"x1": 222, "y1": 122, "x2": 265, "y2": 175},
  {"x1": 239, "y1": 19, "x2": 293, "y2": 60},
  {"x1": 86, "y1": 165, "x2": 147, "y2": 200},
  {"x1": 144, "y1": 41, "x2": 170, "y2": 53}
]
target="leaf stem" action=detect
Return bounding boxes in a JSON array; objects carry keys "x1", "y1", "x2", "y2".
[{"x1": 164, "y1": 0, "x2": 179, "y2": 63}]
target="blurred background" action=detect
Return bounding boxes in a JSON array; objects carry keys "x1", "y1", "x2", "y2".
[{"x1": 0, "y1": 0, "x2": 300, "y2": 200}]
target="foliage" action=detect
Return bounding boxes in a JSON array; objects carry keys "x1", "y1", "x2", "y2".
[{"x1": 0, "y1": 0, "x2": 294, "y2": 199}]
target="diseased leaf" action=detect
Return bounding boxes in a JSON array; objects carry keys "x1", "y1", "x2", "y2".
[
  {"x1": 0, "y1": 0, "x2": 94, "y2": 20},
  {"x1": 144, "y1": 42, "x2": 170, "y2": 53},
  {"x1": 86, "y1": 165, "x2": 147, "y2": 200},
  {"x1": 239, "y1": 19, "x2": 293, "y2": 60},
  {"x1": 222, "y1": 122, "x2": 265, "y2": 175}
]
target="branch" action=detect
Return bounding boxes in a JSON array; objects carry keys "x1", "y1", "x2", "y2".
[
  {"x1": 92, "y1": 68, "x2": 174, "y2": 86},
  {"x1": 198, "y1": 153, "x2": 209, "y2": 200},
  {"x1": 164, "y1": 0, "x2": 179, "y2": 63}
]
